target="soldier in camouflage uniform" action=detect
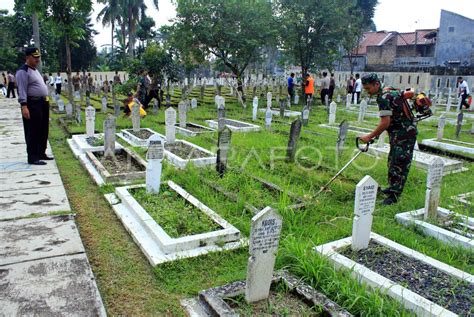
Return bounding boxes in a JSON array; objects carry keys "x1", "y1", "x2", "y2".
[{"x1": 359, "y1": 73, "x2": 417, "y2": 205}]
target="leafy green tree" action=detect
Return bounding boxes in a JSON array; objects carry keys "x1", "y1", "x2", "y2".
[
  {"x1": 276, "y1": 0, "x2": 354, "y2": 76},
  {"x1": 171, "y1": 0, "x2": 277, "y2": 99},
  {"x1": 97, "y1": 0, "x2": 121, "y2": 59}
]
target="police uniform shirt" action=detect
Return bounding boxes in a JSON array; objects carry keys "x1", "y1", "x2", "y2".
[{"x1": 16, "y1": 64, "x2": 48, "y2": 106}]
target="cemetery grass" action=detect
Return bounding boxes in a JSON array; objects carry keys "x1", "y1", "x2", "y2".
[{"x1": 48, "y1": 88, "x2": 473, "y2": 315}]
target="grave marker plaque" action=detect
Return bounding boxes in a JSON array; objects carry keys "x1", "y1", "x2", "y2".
[
  {"x1": 245, "y1": 207, "x2": 283, "y2": 303},
  {"x1": 424, "y1": 157, "x2": 445, "y2": 220},
  {"x1": 75, "y1": 104, "x2": 82, "y2": 125},
  {"x1": 286, "y1": 119, "x2": 302, "y2": 163},
  {"x1": 103, "y1": 115, "x2": 116, "y2": 158},
  {"x1": 74, "y1": 90, "x2": 80, "y2": 101},
  {"x1": 178, "y1": 101, "x2": 187, "y2": 128},
  {"x1": 266, "y1": 92, "x2": 272, "y2": 109},
  {"x1": 437, "y1": 114, "x2": 446, "y2": 140},
  {"x1": 65, "y1": 103, "x2": 73, "y2": 118},
  {"x1": 294, "y1": 94, "x2": 299, "y2": 105},
  {"x1": 191, "y1": 98, "x2": 197, "y2": 109},
  {"x1": 58, "y1": 99, "x2": 65, "y2": 112},
  {"x1": 302, "y1": 107, "x2": 310, "y2": 126},
  {"x1": 131, "y1": 103, "x2": 141, "y2": 132},
  {"x1": 152, "y1": 99, "x2": 159, "y2": 115},
  {"x1": 217, "y1": 103, "x2": 226, "y2": 131},
  {"x1": 455, "y1": 112, "x2": 463, "y2": 139},
  {"x1": 279, "y1": 100, "x2": 285, "y2": 118},
  {"x1": 252, "y1": 97, "x2": 258, "y2": 121},
  {"x1": 336, "y1": 120, "x2": 349, "y2": 157},
  {"x1": 146, "y1": 135, "x2": 164, "y2": 193},
  {"x1": 216, "y1": 126, "x2": 232, "y2": 177},
  {"x1": 358, "y1": 100, "x2": 367, "y2": 122},
  {"x1": 377, "y1": 131, "x2": 386, "y2": 148},
  {"x1": 85, "y1": 105, "x2": 96, "y2": 137},
  {"x1": 101, "y1": 96, "x2": 108, "y2": 113},
  {"x1": 328, "y1": 101, "x2": 337, "y2": 125},
  {"x1": 265, "y1": 108, "x2": 272, "y2": 131},
  {"x1": 346, "y1": 94, "x2": 351, "y2": 109},
  {"x1": 351, "y1": 175, "x2": 378, "y2": 251},
  {"x1": 165, "y1": 107, "x2": 176, "y2": 143}
]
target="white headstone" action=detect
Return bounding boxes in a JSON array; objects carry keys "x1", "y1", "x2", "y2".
[
  {"x1": 245, "y1": 207, "x2": 282, "y2": 303},
  {"x1": 252, "y1": 97, "x2": 258, "y2": 121},
  {"x1": 302, "y1": 107, "x2": 310, "y2": 126},
  {"x1": 329, "y1": 101, "x2": 337, "y2": 125},
  {"x1": 178, "y1": 101, "x2": 187, "y2": 128},
  {"x1": 146, "y1": 135, "x2": 164, "y2": 193},
  {"x1": 165, "y1": 107, "x2": 176, "y2": 143},
  {"x1": 424, "y1": 157, "x2": 444, "y2": 220},
  {"x1": 294, "y1": 94, "x2": 299, "y2": 105},
  {"x1": 74, "y1": 90, "x2": 80, "y2": 101},
  {"x1": 65, "y1": 103, "x2": 73, "y2": 117},
  {"x1": 57, "y1": 99, "x2": 65, "y2": 112},
  {"x1": 265, "y1": 108, "x2": 272, "y2": 130},
  {"x1": 446, "y1": 95, "x2": 452, "y2": 112},
  {"x1": 103, "y1": 115, "x2": 116, "y2": 158},
  {"x1": 346, "y1": 94, "x2": 351, "y2": 109},
  {"x1": 101, "y1": 96, "x2": 108, "y2": 113},
  {"x1": 85, "y1": 105, "x2": 96, "y2": 137},
  {"x1": 266, "y1": 92, "x2": 272, "y2": 109},
  {"x1": 337, "y1": 95, "x2": 341, "y2": 103},
  {"x1": 131, "y1": 102, "x2": 140, "y2": 132},
  {"x1": 358, "y1": 100, "x2": 367, "y2": 122},
  {"x1": 351, "y1": 175, "x2": 378, "y2": 251},
  {"x1": 191, "y1": 98, "x2": 197, "y2": 109},
  {"x1": 377, "y1": 131, "x2": 386, "y2": 148},
  {"x1": 437, "y1": 114, "x2": 446, "y2": 140}
]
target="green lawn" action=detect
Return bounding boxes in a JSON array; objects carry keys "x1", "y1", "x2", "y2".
[{"x1": 48, "y1": 86, "x2": 474, "y2": 316}]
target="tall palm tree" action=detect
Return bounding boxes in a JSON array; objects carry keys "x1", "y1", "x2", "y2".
[{"x1": 96, "y1": 0, "x2": 121, "y2": 58}]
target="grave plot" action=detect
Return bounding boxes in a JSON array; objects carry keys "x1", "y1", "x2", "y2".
[
  {"x1": 104, "y1": 181, "x2": 244, "y2": 266},
  {"x1": 182, "y1": 207, "x2": 352, "y2": 317},
  {"x1": 258, "y1": 108, "x2": 301, "y2": 117},
  {"x1": 421, "y1": 138, "x2": 474, "y2": 156},
  {"x1": 67, "y1": 134, "x2": 122, "y2": 158},
  {"x1": 118, "y1": 127, "x2": 162, "y2": 147},
  {"x1": 315, "y1": 175, "x2": 474, "y2": 317},
  {"x1": 319, "y1": 123, "x2": 373, "y2": 134},
  {"x1": 206, "y1": 118, "x2": 261, "y2": 132},
  {"x1": 396, "y1": 158, "x2": 473, "y2": 250},
  {"x1": 452, "y1": 191, "x2": 473, "y2": 207},
  {"x1": 164, "y1": 140, "x2": 216, "y2": 169},
  {"x1": 174, "y1": 122, "x2": 215, "y2": 137}
]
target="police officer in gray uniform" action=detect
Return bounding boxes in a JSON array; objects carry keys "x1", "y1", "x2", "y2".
[{"x1": 16, "y1": 48, "x2": 54, "y2": 165}]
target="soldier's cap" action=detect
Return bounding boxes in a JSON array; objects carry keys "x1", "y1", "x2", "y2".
[
  {"x1": 362, "y1": 73, "x2": 380, "y2": 85},
  {"x1": 25, "y1": 47, "x2": 41, "y2": 57}
]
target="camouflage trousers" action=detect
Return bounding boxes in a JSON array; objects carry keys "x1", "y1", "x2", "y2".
[{"x1": 387, "y1": 131, "x2": 417, "y2": 197}]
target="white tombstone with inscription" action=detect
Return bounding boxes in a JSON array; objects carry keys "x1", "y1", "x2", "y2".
[
  {"x1": 178, "y1": 101, "x2": 187, "y2": 128},
  {"x1": 252, "y1": 97, "x2": 258, "y2": 121},
  {"x1": 165, "y1": 107, "x2": 176, "y2": 143},
  {"x1": 146, "y1": 135, "x2": 164, "y2": 193},
  {"x1": 437, "y1": 114, "x2": 446, "y2": 140},
  {"x1": 85, "y1": 105, "x2": 96, "y2": 137},
  {"x1": 57, "y1": 99, "x2": 65, "y2": 112},
  {"x1": 266, "y1": 92, "x2": 272, "y2": 109},
  {"x1": 358, "y1": 100, "x2": 367, "y2": 123},
  {"x1": 245, "y1": 207, "x2": 283, "y2": 303},
  {"x1": 101, "y1": 96, "x2": 108, "y2": 113},
  {"x1": 424, "y1": 157, "x2": 444, "y2": 220},
  {"x1": 351, "y1": 175, "x2": 378, "y2": 251},
  {"x1": 346, "y1": 94, "x2": 351, "y2": 109},
  {"x1": 329, "y1": 101, "x2": 337, "y2": 125}
]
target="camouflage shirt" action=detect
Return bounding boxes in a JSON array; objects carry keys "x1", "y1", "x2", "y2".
[{"x1": 377, "y1": 86, "x2": 417, "y2": 137}]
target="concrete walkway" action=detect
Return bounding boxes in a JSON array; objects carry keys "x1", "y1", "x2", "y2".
[{"x1": 0, "y1": 97, "x2": 106, "y2": 315}]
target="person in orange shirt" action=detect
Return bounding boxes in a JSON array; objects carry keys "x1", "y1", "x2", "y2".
[{"x1": 304, "y1": 73, "x2": 315, "y2": 105}]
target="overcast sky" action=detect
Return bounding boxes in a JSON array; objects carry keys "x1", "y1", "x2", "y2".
[{"x1": 1, "y1": 0, "x2": 474, "y2": 48}]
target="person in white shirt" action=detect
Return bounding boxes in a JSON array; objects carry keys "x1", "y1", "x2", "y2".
[
  {"x1": 457, "y1": 76, "x2": 470, "y2": 110},
  {"x1": 353, "y1": 73, "x2": 362, "y2": 104},
  {"x1": 54, "y1": 72, "x2": 62, "y2": 95}
]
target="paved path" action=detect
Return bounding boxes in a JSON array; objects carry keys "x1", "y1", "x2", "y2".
[{"x1": 0, "y1": 97, "x2": 106, "y2": 315}]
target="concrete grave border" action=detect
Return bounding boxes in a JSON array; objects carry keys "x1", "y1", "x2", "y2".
[
  {"x1": 118, "y1": 128, "x2": 163, "y2": 147},
  {"x1": 206, "y1": 119, "x2": 261, "y2": 132},
  {"x1": 395, "y1": 207, "x2": 473, "y2": 251},
  {"x1": 164, "y1": 139, "x2": 216, "y2": 169},
  {"x1": 79, "y1": 148, "x2": 147, "y2": 186},
  {"x1": 67, "y1": 133, "x2": 123, "y2": 158},
  {"x1": 181, "y1": 270, "x2": 352, "y2": 317},
  {"x1": 421, "y1": 138, "x2": 474, "y2": 156},
  {"x1": 368, "y1": 144, "x2": 466, "y2": 175},
  {"x1": 104, "y1": 181, "x2": 245, "y2": 266},
  {"x1": 452, "y1": 191, "x2": 473, "y2": 207},
  {"x1": 258, "y1": 108, "x2": 302, "y2": 117},
  {"x1": 175, "y1": 122, "x2": 216, "y2": 137},
  {"x1": 314, "y1": 232, "x2": 474, "y2": 317}
]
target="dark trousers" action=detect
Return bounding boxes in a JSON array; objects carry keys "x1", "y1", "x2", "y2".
[
  {"x1": 460, "y1": 93, "x2": 470, "y2": 109},
  {"x1": 328, "y1": 86, "x2": 335, "y2": 101},
  {"x1": 321, "y1": 88, "x2": 329, "y2": 105},
  {"x1": 56, "y1": 83, "x2": 62, "y2": 95},
  {"x1": 352, "y1": 91, "x2": 360, "y2": 104},
  {"x1": 7, "y1": 82, "x2": 16, "y2": 98},
  {"x1": 22, "y1": 98, "x2": 50, "y2": 163},
  {"x1": 144, "y1": 89, "x2": 160, "y2": 109}
]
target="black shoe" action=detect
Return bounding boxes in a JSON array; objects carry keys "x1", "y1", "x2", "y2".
[
  {"x1": 378, "y1": 188, "x2": 391, "y2": 195},
  {"x1": 382, "y1": 195, "x2": 398, "y2": 206},
  {"x1": 40, "y1": 155, "x2": 54, "y2": 160},
  {"x1": 28, "y1": 160, "x2": 47, "y2": 165}
]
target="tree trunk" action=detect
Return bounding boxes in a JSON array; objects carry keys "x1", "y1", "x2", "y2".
[
  {"x1": 111, "y1": 23, "x2": 114, "y2": 60},
  {"x1": 32, "y1": 12, "x2": 42, "y2": 71},
  {"x1": 236, "y1": 74, "x2": 246, "y2": 102},
  {"x1": 127, "y1": 6, "x2": 134, "y2": 58},
  {"x1": 65, "y1": 36, "x2": 74, "y2": 109}
]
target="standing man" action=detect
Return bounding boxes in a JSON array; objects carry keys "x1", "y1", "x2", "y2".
[
  {"x1": 320, "y1": 71, "x2": 330, "y2": 105},
  {"x1": 346, "y1": 74, "x2": 354, "y2": 96},
  {"x1": 113, "y1": 70, "x2": 122, "y2": 85},
  {"x1": 287, "y1": 73, "x2": 295, "y2": 102},
  {"x1": 359, "y1": 73, "x2": 417, "y2": 205},
  {"x1": 353, "y1": 73, "x2": 362, "y2": 104},
  {"x1": 73, "y1": 72, "x2": 81, "y2": 92},
  {"x1": 457, "y1": 77, "x2": 470, "y2": 110},
  {"x1": 16, "y1": 48, "x2": 53, "y2": 165},
  {"x1": 54, "y1": 72, "x2": 62, "y2": 95},
  {"x1": 136, "y1": 69, "x2": 149, "y2": 108},
  {"x1": 87, "y1": 73, "x2": 94, "y2": 97},
  {"x1": 6, "y1": 71, "x2": 16, "y2": 98},
  {"x1": 304, "y1": 73, "x2": 315, "y2": 105},
  {"x1": 328, "y1": 73, "x2": 336, "y2": 102}
]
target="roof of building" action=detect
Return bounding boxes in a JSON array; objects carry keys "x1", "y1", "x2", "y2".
[
  {"x1": 396, "y1": 30, "x2": 437, "y2": 46},
  {"x1": 353, "y1": 31, "x2": 394, "y2": 55}
]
